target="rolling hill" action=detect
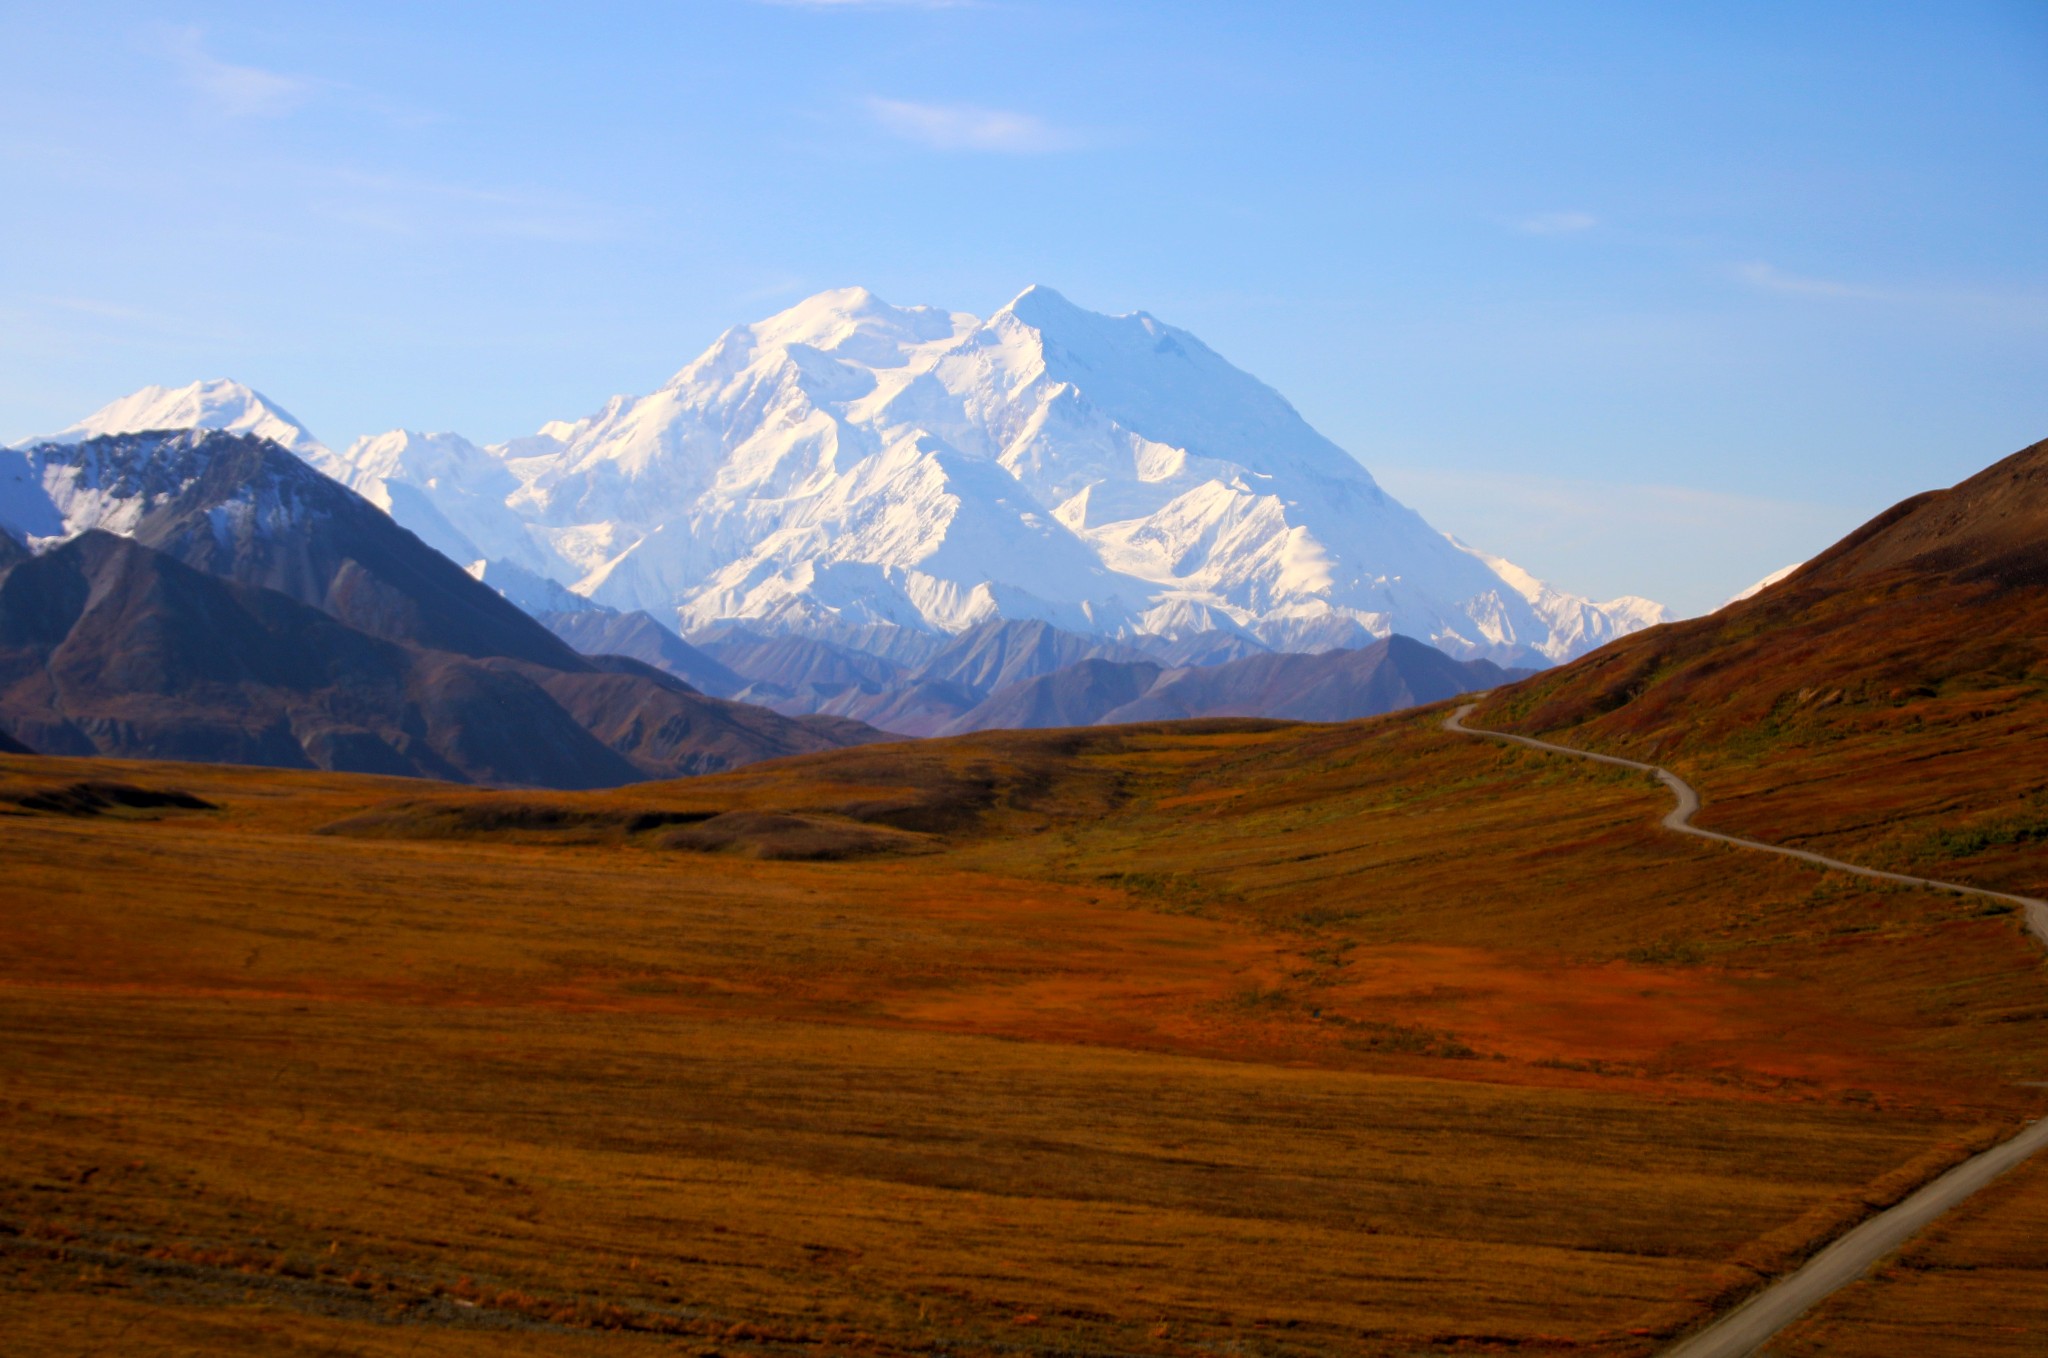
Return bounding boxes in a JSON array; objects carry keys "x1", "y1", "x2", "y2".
[{"x1": 1478, "y1": 435, "x2": 2048, "y2": 899}]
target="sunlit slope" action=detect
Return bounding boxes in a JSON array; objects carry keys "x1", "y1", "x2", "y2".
[
  {"x1": 1480, "y1": 436, "x2": 2048, "y2": 900},
  {"x1": 3, "y1": 692, "x2": 2045, "y2": 1355}
]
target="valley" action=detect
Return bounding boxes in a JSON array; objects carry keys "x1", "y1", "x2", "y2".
[
  {"x1": 3, "y1": 689, "x2": 2045, "y2": 1355},
  {"x1": 2, "y1": 299, "x2": 2043, "y2": 1358}
]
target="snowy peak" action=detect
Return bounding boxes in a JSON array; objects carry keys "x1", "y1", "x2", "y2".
[
  {"x1": 660, "y1": 288, "x2": 973, "y2": 397},
  {"x1": 353, "y1": 285, "x2": 1673, "y2": 663},
  {"x1": 21, "y1": 379, "x2": 336, "y2": 473},
  {"x1": 743, "y1": 287, "x2": 970, "y2": 369},
  {"x1": 1445, "y1": 535, "x2": 1672, "y2": 660},
  {"x1": 980, "y1": 287, "x2": 1368, "y2": 486},
  {"x1": 331, "y1": 428, "x2": 529, "y2": 571}
]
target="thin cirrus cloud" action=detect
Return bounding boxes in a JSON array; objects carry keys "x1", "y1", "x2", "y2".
[
  {"x1": 155, "y1": 26, "x2": 318, "y2": 118},
  {"x1": 308, "y1": 167, "x2": 625, "y2": 243},
  {"x1": 1517, "y1": 211, "x2": 1599, "y2": 235},
  {"x1": 1730, "y1": 261, "x2": 1889, "y2": 301},
  {"x1": 1726, "y1": 261, "x2": 2041, "y2": 322},
  {"x1": 866, "y1": 97, "x2": 1080, "y2": 153}
]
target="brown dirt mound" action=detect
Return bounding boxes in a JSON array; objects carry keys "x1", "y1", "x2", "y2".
[{"x1": 659, "y1": 809, "x2": 937, "y2": 860}]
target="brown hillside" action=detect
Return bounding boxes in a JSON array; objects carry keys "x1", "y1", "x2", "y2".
[{"x1": 1480, "y1": 437, "x2": 2048, "y2": 899}]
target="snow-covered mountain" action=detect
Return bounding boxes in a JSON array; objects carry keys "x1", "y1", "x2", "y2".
[
  {"x1": 19, "y1": 289, "x2": 1670, "y2": 663},
  {"x1": 22, "y1": 378, "x2": 340, "y2": 475},
  {"x1": 1445, "y1": 536, "x2": 1670, "y2": 656}
]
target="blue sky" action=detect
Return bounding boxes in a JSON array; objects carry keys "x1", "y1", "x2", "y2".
[{"x1": 1, "y1": 1, "x2": 2042, "y2": 613}]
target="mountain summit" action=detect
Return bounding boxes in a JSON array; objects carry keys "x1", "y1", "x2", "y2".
[
  {"x1": 20, "y1": 378, "x2": 339, "y2": 474},
  {"x1": 45, "y1": 291, "x2": 1669, "y2": 663}
]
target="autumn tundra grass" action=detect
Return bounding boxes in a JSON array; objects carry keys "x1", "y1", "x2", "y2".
[{"x1": 2, "y1": 707, "x2": 2044, "y2": 1356}]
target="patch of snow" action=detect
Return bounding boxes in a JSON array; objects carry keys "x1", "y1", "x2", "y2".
[{"x1": 1722, "y1": 561, "x2": 1804, "y2": 608}]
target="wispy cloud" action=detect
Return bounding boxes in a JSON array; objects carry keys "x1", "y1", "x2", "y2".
[
  {"x1": 1517, "y1": 211, "x2": 1598, "y2": 235},
  {"x1": 1729, "y1": 261, "x2": 2047, "y2": 327},
  {"x1": 1729, "y1": 261, "x2": 1885, "y2": 300},
  {"x1": 310, "y1": 168, "x2": 626, "y2": 242},
  {"x1": 156, "y1": 26, "x2": 316, "y2": 118},
  {"x1": 867, "y1": 98, "x2": 1078, "y2": 153},
  {"x1": 0, "y1": 298, "x2": 244, "y2": 373}
]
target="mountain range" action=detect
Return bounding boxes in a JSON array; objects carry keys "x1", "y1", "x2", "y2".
[
  {"x1": 0, "y1": 430, "x2": 877, "y2": 785},
  {"x1": 0, "y1": 287, "x2": 1688, "y2": 777},
  {"x1": 27, "y1": 288, "x2": 1668, "y2": 669},
  {"x1": 541, "y1": 608, "x2": 1517, "y2": 738},
  {"x1": 0, "y1": 421, "x2": 1519, "y2": 777}
]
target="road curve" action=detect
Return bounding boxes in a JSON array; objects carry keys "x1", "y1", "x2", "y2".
[
  {"x1": 1443, "y1": 702, "x2": 2048, "y2": 1357},
  {"x1": 1442, "y1": 704, "x2": 2048, "y2": 949}
]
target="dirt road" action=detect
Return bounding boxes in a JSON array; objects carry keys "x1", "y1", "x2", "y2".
[
  {"x1": 1442, "y1": 704, "x2": 2048, "y2": 948},
  {"x1": 1658, "y1": 1116, "x2": 2048, "y2": 1357},
  {"x1": 1443, "y1": 702, "x2": 2048, "y2": 1357}
]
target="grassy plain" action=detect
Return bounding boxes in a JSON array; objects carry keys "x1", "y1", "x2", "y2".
[{"x1": 2, "y1": 708, "x2": 2045, "y2": 1356}]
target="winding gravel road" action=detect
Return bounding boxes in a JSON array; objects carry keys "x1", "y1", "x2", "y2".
[
  {"x1": 1443, "y1": 704, "x2": 2048, "y2": 948},
  {"x1": 1443, "y1": 702, "x2": 2048, "y2": 1358}
]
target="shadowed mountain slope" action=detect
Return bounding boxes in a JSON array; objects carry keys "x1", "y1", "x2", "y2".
[
  {"x1": 0, "y1": 532, "x2": 874, "y2": 786},
  {"x1": 693, "y1": 625, "x2": 907, "y2": 693},
  {"x1": 810, "y1": 677, "x2": 988, "y2": 738},
  {"x1": 650, "y1": 612, "x2": 1504, "y2": 736},
  {"x1": 540, "y1": 608, "x2": 744, "y2": 697},
  {"x1": 940, "y1": 635, "x2": 1509, "y2": 735},
  {"x1": 941, "y1": 657, "x2": 1166, "y2": 734},
  {"x1": 1479, "y1": 435, "x2": 2048, "y2": 898},
  {"x1": 912, "y1": 618, "x2": 1154, "y2": 694},
  {"x1": 677, "y1": 618, "x2": 1173, "y2": 727},
  {"x1": 1106, "y1": 635, "x2": 1512, "y2": 725},
  {"x1": 4, "y1": 430, "x2": 583, "y2": 668},
  {"x1": 0, "y1": 431, "x2": 882, "y2": 785},
  {"x1": 0, "y1": 531, "x2": 615, "y2": 783}
]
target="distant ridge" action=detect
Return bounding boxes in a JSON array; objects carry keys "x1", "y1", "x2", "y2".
[
  {"x1": 941, "y1": 635, "x2": 1510, "y2": 734},
  {"x1": 542, "y1": 611, "x2": 1511, "y2": 736},
  {"x1": 542, "y1": 609, "x2": 744, "y2": 698}
]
